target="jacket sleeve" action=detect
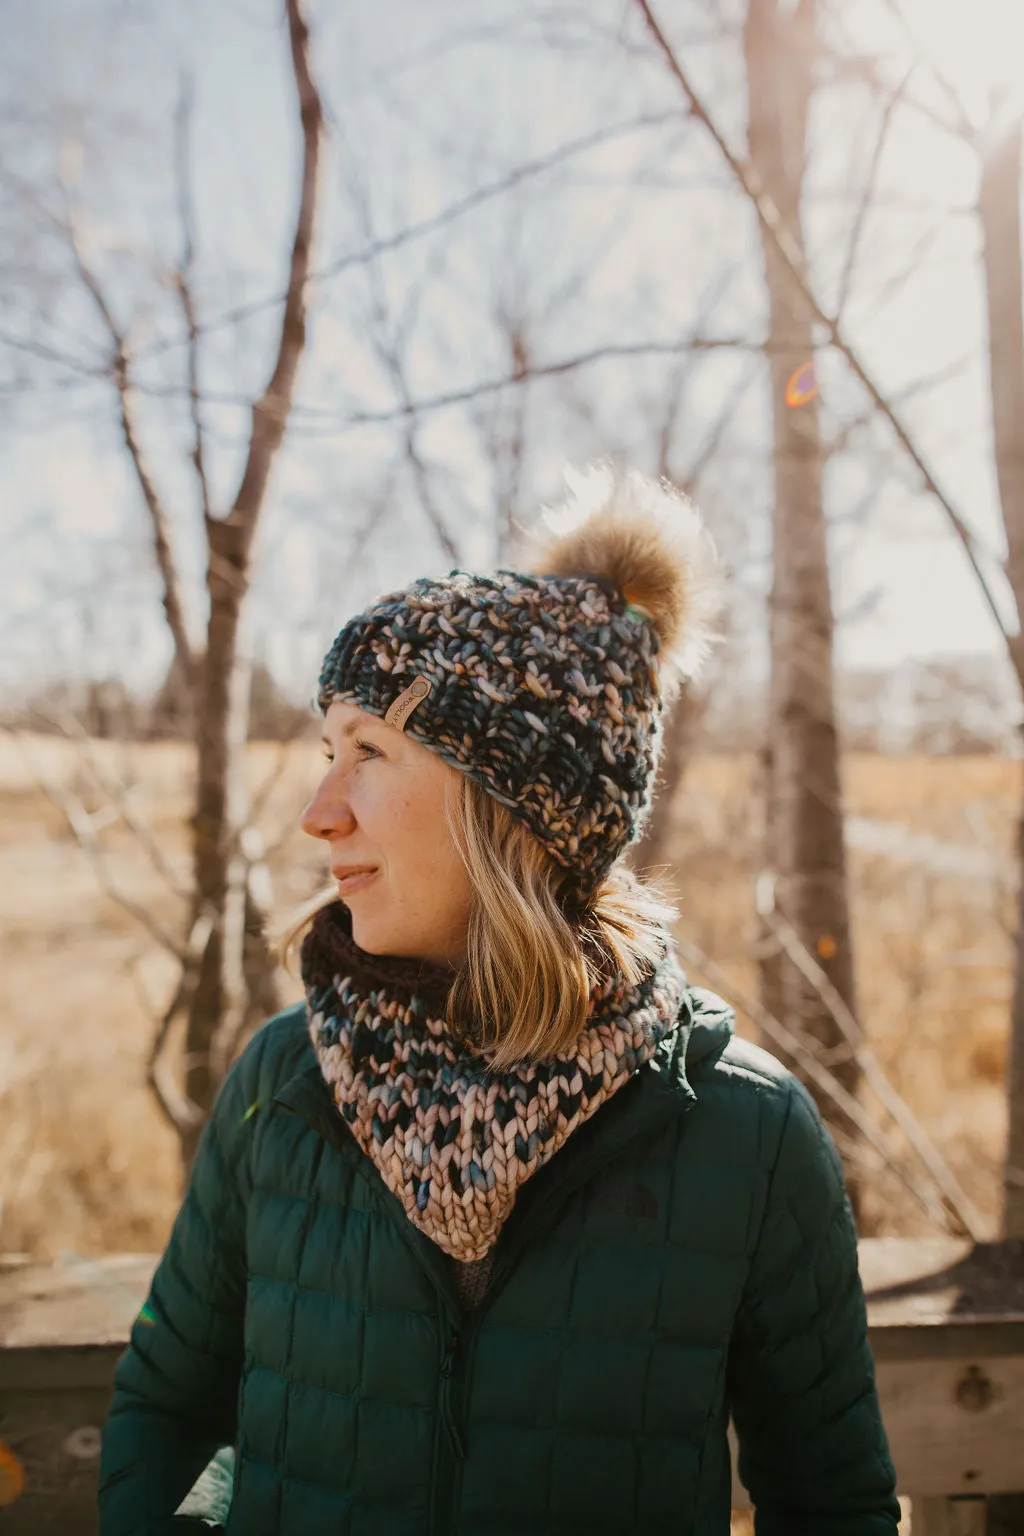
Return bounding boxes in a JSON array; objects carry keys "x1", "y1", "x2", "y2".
[
  {"x1": 98, "y1": 1046, "x2": 255, "y2": 1536},
  {"x1": 726, "y1": 1078, "x2": 901, "y2": 1535}
]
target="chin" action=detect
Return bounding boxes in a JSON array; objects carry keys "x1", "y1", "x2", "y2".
[
  {"x1": 350, "y1": 915, "x2": 450, "y2": 966},
  {"x1": 348, "y1": 915, "x2": 396, "y2": 957}
]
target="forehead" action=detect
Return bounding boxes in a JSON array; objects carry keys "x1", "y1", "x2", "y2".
[
  {"x1": 323, "y1": 699, "x2": 389, "y2": 737},
  {"x1": 322, "y1": 696, "x2": 458, "y2": 787}
]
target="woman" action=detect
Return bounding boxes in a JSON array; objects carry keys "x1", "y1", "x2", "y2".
[{"x1": 99, "y1": 465, "x2": 900, "y2": 1534}]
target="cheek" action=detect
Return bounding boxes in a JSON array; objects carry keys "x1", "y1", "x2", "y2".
[
  {"x1": 352, "y1": 780, "x2": 423, "y2": 859},
  {"x1": 385, "y1": 782, "x2": 464, "y2": 889},
  {"x1": 374, "y1": 785, "x2": 420, "y2": 837}
]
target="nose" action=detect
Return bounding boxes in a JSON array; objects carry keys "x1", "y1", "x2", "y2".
[{"x1": 300, "y1": 773, "x2": 356, "y2": 842}]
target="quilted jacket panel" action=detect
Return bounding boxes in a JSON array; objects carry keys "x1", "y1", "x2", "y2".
[{"x1": 98, "y1": 995, "x2": 900, "y2": 1535}]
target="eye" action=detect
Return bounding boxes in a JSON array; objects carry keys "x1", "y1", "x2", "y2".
[{"x1": 322, "y1": 737, "x2": 382, "y2": 766}]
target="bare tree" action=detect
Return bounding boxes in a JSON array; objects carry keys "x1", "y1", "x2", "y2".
[
  {"x1": 182, "y1": 1, "x2": 323, "y2": 1162},
  {"x1": 978, "y1": 108, "x2": 1024, "y2": 1242},
  {"x1": 628, "y1": 0, "x2": 1024, "y2": 1267},
  {"x1": 967, "y1": 82, "x2": 1024, "y2": 1536},
  {"x1": 49, "y1": 0, "x2": 324, "y2": 1165},
  {"x1": 742, "y1": 0, "x2": 863, "y2": 1198},
  {"x1": 819, "y1": 1, "x2": 1024, "y2": 1257},
  {"x1": 630, "y1": 0, "x2": 864, "y2": 1199}
]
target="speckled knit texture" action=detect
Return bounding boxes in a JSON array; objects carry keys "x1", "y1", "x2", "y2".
[
  {"x1": 451, "y1": 1251, "x2": 496, "y2": 1312},
  {"x1": 317, "y1": 566, "x2": 665, "y2": 902},
  {"x1": 301, "y1": 900, "x2": 690, "y2": 1262}
]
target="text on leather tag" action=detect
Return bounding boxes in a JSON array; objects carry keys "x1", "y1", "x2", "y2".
[{"x1": 384, "y1": 675, "x2": 432, "y2": 732}]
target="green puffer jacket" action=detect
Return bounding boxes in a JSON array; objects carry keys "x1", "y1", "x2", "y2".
[{"x1": 98, "y1": 991, "x2": 899, "y2": 1535}]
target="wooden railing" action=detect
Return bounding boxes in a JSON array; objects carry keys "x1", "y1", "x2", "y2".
[
  {"x1": 732, "y1": 1236, "x2": 1024, "y2": 1534},
  {"x1": 1, "y1": 1238, "x2": 1021, "y2": 1533}
]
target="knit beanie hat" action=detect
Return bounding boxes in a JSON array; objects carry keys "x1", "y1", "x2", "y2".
[{"x1": 317, "y1": 463, "x2": 723, "y2": 903}]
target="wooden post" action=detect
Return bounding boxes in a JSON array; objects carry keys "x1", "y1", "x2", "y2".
[
  {"x1": 914, "y1": 1497, "x2": 988, "y2": 1535},
  {"x1": 0, "y1": 1254, "x2": 155, "y2": 1536}
]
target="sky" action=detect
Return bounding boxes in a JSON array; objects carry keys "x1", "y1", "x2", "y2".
[{"x1": 1, "y1": 0, "x2": 1022, "y2": 704}]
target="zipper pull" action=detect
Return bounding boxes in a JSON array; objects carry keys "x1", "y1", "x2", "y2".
[
  {"x1": 440, "y1": 1331, "x2": 459, "y2": 1378},
  {"x1": 445, "y1": 1412, "x2": 466, "y2": 1462},
  {"x1": 439, "y1": 1331, "x2": 465, "y2": 1462}
]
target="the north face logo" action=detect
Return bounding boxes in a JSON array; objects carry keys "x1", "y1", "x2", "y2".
[{"x1": 597, "y1": 1179, "x2": 659, "y2": 1220}]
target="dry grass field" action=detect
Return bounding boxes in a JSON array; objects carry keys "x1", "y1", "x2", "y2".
[{"x1": 0, "y1": 735, "x2": 1015, "y2": 1262}]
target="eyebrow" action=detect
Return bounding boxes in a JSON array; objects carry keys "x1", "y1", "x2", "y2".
[{"x1": 322, "y1": 715, "x2": 385, "y2": 746}]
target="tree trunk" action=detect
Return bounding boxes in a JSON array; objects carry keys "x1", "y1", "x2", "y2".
[
  {"x1": 181, "y1": 564, "x2": 282, "y2": 1167},
  {"x1": 744, "y1": 0, "x2": 863, "y2": 1212},
  {"x1": 978, "y1": 109, "x2": 1024, "y2": 1536},
  {"x1": 179, "y1": 0, "x2": 321, "y2": 1166},
  {"x1": 978, "y1": 114, "x2": 1024, "y2": 1241},
  {"x1": 183, "y1": 534, "x2": 252, "y2": 1166}
]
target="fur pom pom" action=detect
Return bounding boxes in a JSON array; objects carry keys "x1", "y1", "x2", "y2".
[{"x1": 523, "y1": 462, "x2": 725, "y2": 685}]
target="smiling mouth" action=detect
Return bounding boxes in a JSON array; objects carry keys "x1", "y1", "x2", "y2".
[{"x1": 334, "y1": 869, "x2": 378, "y2": 895}]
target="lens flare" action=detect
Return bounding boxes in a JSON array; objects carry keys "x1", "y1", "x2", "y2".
[
  {"x1": 785, "y1": 362, "x2": 818, "y2": 408},
  {"x1": 0, "y1": 1441, "x2": 25, "y2": 1507}
]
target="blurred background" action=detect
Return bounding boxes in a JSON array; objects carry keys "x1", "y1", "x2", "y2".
[{"x1": 1, "y1": 0, "x2": 1023, "y2": 1320}]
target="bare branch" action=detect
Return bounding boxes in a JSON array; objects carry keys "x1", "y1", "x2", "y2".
[
  {"x1": 826, "y1": 351, "x2": 978, "y2": 462},
  {"x1": 51, "y1": 331, "x2": 786, "y2": 423},
  {"x1": 673, "y1": 928, "x2": 957, "y2": 1233},
  {"x1": 632, "y1": 0, "x2": 1018, "y2": 669},
  {"x1": 209, "y1": 849, "x2": 249, "y2": 1086},
  {"x1": 131, "y1": 111, "x2": 686, "y2": 364},
  {"x1": 341, "y1": 145, "x2": 461, "y2": 563},
  {"x1": 491, "y1": 320, "x2": 531, "y2": 561},
  {"x1": 679, "y1": 364, "x2": 760, "y2": 498},
  {"x1": 0, "y1": 325, "x2": 107, "y2": 378},
  {"x1": 817, "y1": 19, "x2": 969, "y2": 142},
  {"x1": 35, "y1": 706, "x2": 190, "y2": 902},
  {"x1": 855, "y1": 218, "x2": 945, "y2": 321},
  {"x1": 654, "y1": 352, "x2": 696, "y2": 482},
  {"x1": 874, "y1": 0, "x2": 975, "y2": 141},
  {"x1": 835, "y1": 63, "x2": 914, "y2": 324},
  {"x1": 652, "y1": 274, "x2": 758, "y2": 487},
  {"x1": 7, "y1": 728, "x2": 186, "y2": 961},
  {"x1": 249, "y1": 718, "x2": 314, "y2": 827},
  {"x1": 61, "y1": 198, "x2": 198, "y2": 694},
  {"x1": 643, "y1": 273, "x2": 733, "y2": 479},
  {"x1": 217, "y1": 0, "x2": 323, "y2": 551},
  {"x1": 756, "y1": 871, "x2": 987, "y2": 1240},
  {"x1": 146, "y1": 910, "x2": 215, "y2": 1135},
  {"x1": 173, "y1": 78, "x2": 213, "y2": 523},
  {"x1": 285, "y1": 332, "x2": 801, "y2": 436}
]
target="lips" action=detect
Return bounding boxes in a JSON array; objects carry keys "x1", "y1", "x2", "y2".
[{"x1": 333, "y1": 866, "x2": 378, "y2": 895}]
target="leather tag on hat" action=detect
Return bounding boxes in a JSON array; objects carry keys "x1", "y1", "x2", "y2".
[{"x1": 384, "y1": 675, "x2": 432, "y2": 732}]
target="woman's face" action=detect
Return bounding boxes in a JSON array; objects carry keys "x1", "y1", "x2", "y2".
[{"x1": 300, "y1": 699, "x2": 472, "y2": 968}]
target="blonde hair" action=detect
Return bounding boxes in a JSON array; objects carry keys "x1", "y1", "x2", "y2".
[
  {"x1": 440, "y1": 771, "x2": 679, "y2": 1066},
  {"x1": 284, "y1": 770, "x2": 680, "y2": 1070}
]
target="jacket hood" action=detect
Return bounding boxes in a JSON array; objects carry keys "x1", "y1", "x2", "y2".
[{"x1": 682, "y1": 984, "x2": 736, "y2": 1074}]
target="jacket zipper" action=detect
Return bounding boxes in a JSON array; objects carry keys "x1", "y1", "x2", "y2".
[
  {"x1": 439, "y1": 1329, "x2": 465, "y2": 1461},
  {"x1": 431, "y1": 1321, "x2": 465, "y2": 1536},
  {"x1": 439, "y1": 1079, "x2": 700, "y2": 1531},
  {"x1": 277, "y1": 1054, "x2": 703, "y2": 1531},
  {"x1": 439, "y1": 1228, "x2": 580, "y2": 1534}
]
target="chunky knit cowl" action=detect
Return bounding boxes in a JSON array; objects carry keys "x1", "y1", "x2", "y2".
[{"x1": 301, "y1": 900, "x2": 689, "y2": 1263}]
